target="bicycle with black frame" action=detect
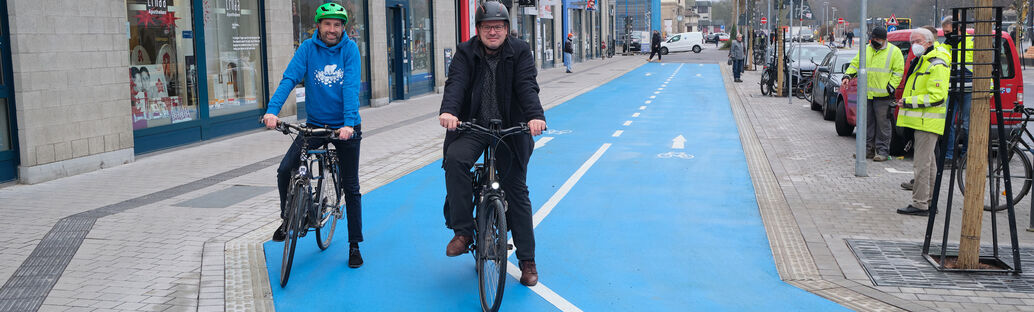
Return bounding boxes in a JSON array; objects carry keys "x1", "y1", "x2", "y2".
[
  {"x1": 954, "y1": 105, "x2": 1034, "y2": 212},
  {"x1": 272, "y1": 121, "x2": 343, "y2": 287},
  {"x1": 454, "y1": 119, "x2": 529, "y2": 312}
]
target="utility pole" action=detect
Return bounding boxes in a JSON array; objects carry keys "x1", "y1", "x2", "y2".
[
  {"x1": 789, "y1": 0, "x2": 795, "y2": 105},
  {"x1": 856, "y1": 0, "x2": 868, "y2": 177},
  {"x1": 958, "y1": 0, "x2": 996, "y2": 270}
]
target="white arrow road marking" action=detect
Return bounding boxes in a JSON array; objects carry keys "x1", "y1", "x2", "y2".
[
  {"x1": 885, "y1": 168, "x2": 913, "y2": 174},
  {"x1": 534, "y1": 137, "x2": 554, "y2": 149},
  {"x1": 639, "y1": 106, "x2": 647, "y2": 110},
  {"x1": 672, "y1": 135, "x2": 686, "y2": 149},
  {"x1": 632, "y1": 112, "x2": 641, "y2": 117},
  {"x1": 612, "y1": 130, "x2": 623, "y2": 137},
  {"x1": 623, "y1": 121, "x2": 633, "y2": 126}
]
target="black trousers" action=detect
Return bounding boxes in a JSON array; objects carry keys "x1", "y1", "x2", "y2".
[
  {"x1": 277, "y1": 125, "x2": 363, "y2": 243},
  {"x1": 649, "y1": 45, "x2": 662, "y2": 60},
  {"x1": 444, "y1": 133, "x2": 535, "y2": 261}
]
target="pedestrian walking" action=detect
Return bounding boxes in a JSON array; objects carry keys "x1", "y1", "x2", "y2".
[
  {"x1": 564, "y1": 33, "x2": 574, "y2": 73},
  {"x1": 846, "y1": 30, "x2": 854, "y2": 48},
  {"x1": 842, "y1": 27, "x2": 904, "y2": 162},
  {"x1": 895, "y1": 28, "x2": 950, "y2": 216},
  {"x1": 729, "y1": 33, "x2": 745, "y2": 82},
  {"x1": 647, "y1": 30, "x2": 663, "y2": 62}
]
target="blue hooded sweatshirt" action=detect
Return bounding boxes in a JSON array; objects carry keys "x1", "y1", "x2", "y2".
[{"x1": 267, "y1": 31, "x2": 362, "y2": 128}]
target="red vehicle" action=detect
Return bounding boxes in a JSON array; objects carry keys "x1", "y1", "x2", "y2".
[{"x1": 834, "y1": 29, "x2": 1025, "y2": 155}]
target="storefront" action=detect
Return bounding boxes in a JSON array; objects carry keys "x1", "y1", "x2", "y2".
[
  {"x1": 292, "y1": 0, "x2": 372, "y2": 115},
  {"x1": 386, "y1": 0, "x2": 435, "y2": 101},
  {"x1": 540, "y1": 1, "x2": 556, "y2": 69},
  {"x1": 128, "y1": 0, "x2": 269, "y2": 154},
  {"x1": 0, "y1": 1, "x2": 15, "y2": 182}
]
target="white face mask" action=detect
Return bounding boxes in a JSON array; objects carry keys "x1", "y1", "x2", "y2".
[{"x1": 911, "y1": 43, "x2": 926, "y2": 56}]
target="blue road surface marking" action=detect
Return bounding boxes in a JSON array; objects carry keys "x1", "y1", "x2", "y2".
[{"x1": 264, "y1": 63, "x2": 850, "y2": 311}]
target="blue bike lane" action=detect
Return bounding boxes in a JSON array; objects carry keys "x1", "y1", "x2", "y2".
[{"x1": 263, "y1": 63, "x2": 851, "y2": 311}]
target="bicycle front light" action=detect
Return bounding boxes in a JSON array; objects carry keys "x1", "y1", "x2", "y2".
[{"x1": 491, "y1": 182, "x2": 500, "y2": 190}]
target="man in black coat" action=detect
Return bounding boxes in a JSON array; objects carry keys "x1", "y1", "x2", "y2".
[
  {"x1": 647, "y1": 30, "x2": 663, "y2": 61},
  {"x1": 438, "y1": 1, "x2": 547, "y2": 287}
]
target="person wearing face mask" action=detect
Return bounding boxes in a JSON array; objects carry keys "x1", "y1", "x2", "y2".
[
  {"x1": 262, "y1": 3, "x2": 366, "y2": 268},
  {"x1": 842, "y1": 26, "x2": 905, "y2": 162},
  {"x1": 895, "y1": 28, "x2": 951, "y2": 216}
]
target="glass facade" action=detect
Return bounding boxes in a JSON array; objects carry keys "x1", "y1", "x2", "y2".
[
  {"x1": 293, "y1": 0, "x2": 371, "y2": 106},
  {"x1": 127, "y1": 0, "x2": 197, "y2": 130},
  {"x1": 408, "y1": 0, "x2": 435, "y2": 95},
  {"x1": 206, "y1": 0, "x2": 267, "y2": 117},
  {"x1": 542, "y1": 19, "x2": 554, "y2": 68},
  {"x1": 572, "y1": 10, "x2": 582, "y2": 62}
]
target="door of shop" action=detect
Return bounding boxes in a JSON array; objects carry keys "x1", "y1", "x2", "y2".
[
  {"x1": 542, "y1": 21, "x2": 554, "y2": 68},
  {"x1": 386, "y1": 2, "x2": 409, "y2": 101},
  {"x1": 0, "y1": 2, "x2": 16, "y2": 183}
]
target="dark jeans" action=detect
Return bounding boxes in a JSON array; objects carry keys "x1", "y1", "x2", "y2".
[
  {"x1": 649, "y1": 46, "x2": 662, "y2": 60},
  {"x1": 444, "y1": 133, "x2": 535, "y2": 261},
  {"x1": 733, "y1": 59, "x2": 744, "y2": 79},
  {"x1": 277, "y1": 125, "x2": 363, "y2": 243}
]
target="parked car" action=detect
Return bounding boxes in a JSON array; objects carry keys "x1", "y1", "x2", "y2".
[
  {"x1": 660, "y1": 32, "x2": 705, "y2": 54},
  {"x1": 706, "y1": 32, "x2": 729, "y2": 43},
  {"x1": 810, "y1": 50, "x2": 858, "y2": 120},
  {"x1": 787, "y1": 44, "x2": 835, "y2": 96},
  {"x1": 834, "y1": 28, "x2": 1024, "y2": 156}
]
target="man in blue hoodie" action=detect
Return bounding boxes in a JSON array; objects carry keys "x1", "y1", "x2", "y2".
[{"x1": 262, "y1": 3, "x2": 364, "y2": 268}]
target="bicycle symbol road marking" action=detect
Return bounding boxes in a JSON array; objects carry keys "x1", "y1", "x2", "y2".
[{"x1": 657, "y1": 152, "x2": 694, "y2": 159}]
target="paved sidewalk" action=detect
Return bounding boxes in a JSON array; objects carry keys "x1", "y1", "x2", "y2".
[
  {"x1": 0, "y1": 55, "x2": 644, "y2": 312},
  {"x1": 728, "y1": 65, "x2": 1034, "y2": 311}
]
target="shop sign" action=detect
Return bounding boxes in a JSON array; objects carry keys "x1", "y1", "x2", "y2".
[
  {"x1": 226, "y1": 0, "x2": 242, "y2": 17},
  {"x1": 147, "y1": 0, "x2": 168, "y2": 15}
]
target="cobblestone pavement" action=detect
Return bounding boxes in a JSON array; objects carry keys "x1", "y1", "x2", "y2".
[
  {"x1": 728, "y1": 63, "x2": 1034, "y2": 311},
  {"x1": 0, "y1": 55, "x2": 644, "y2": 312}
]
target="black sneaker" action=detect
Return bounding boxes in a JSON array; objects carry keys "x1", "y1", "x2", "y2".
[
  {"x1": 348, "y1": 245, "x2": 364, "y2": 268},
  {"x1": 272, "y1": 221, "x2": 287, "y2": 242},
  {"x1": 901, "y1": 179, "x2": 914, "y2": 191},
  {"x1": 897, "y1": 205, "x2": 929, "y2": 216}
]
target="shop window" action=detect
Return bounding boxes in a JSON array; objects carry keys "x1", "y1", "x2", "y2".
[
  {"x1": 127, "y1": 0, "x2": 197, "y2": 130},
  {"x1": 409, "y1": 0, "x2": 434, "y2": 94},
  {"x1": 205, "y1": 0, "x2": 266, "y2": 117}
]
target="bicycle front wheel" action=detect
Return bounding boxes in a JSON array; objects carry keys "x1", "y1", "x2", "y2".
[
  {"x1": 760, "y1": 71, "x2": 772, "y2": 96},
  {"x1": 477, "y1": 196, "x2": 508, "y2": 312},
  {"x1": 280, "y1": 182, "x2": 308, "y2": 287},
  {"x1": 315, "y1": 159, "x2": 340, "y2": 250},
  {"x1": 956, "y1": 146, "x2": 1033, "y2": 212}
]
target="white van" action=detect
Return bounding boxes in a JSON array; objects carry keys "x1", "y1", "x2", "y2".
[{"x1": 660, "y1": 32, "x2": 704, "y2": 54}]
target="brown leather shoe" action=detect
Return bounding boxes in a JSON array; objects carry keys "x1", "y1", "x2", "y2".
[
  {"x1": 519, "y1": 260, "x2": 538, "y2": 286},
  {"x1": 445, "y1": 235, "x2": 472, "y2": 257}
]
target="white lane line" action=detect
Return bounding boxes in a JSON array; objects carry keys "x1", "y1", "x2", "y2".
[
  {"x1": 632, "y1": 112, "x2": 641, "y2": 117},
  {"x1": 649, "y1": 95, "x2": 656, "y2": 99},
  {"x1": 532, "y1": 143, "x2": 612, "y2": 227},
  {"x1": 657, "y1": 88, "x2": 664, "y2": 91},
  {"x1": 505, "y1": 262, "x2": 584, "y2": 312},
  {"x1": 654, "y1": 91, "x2": 661, "y2": 94},
  {"x1": 611, "y1": 130, "x2": 623, "y2": 137},
  {"x1": 639, "y1": 105, "x2": 646, "y2": 110},
  {"x1": 696, "y1": 73, "x2": 702, "y2": 77},
  {"x1": 885, "y1": 168, "x2": 913, "y2": 174},
  {"x1": 534, "y1": 137, "x2": 554, "y2": 149},
  {"x1": 644, "y1": 100, "x2": 652, "y2": 104},
  {"x1": 623, "y1": 120, "x2": 632, "y2": 126}
]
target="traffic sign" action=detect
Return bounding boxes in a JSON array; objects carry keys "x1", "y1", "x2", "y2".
[
  {"x1": 887, "y1": 14, "x2": 898, "y2": 26},
  {"x1": 838, "y1": 17, "x2": 844, "y2": 24},
  {"x1": 760, "y1": 17, "x2": 767, "y2": 24},
  {"x1": 888, "y1": 25, "x2": 897, "y2": 32}
]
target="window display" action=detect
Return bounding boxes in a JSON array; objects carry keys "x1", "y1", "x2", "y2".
[
  {"x1": 127, "y1": 0, "x2": 197, "y2": 130},
  {"x1": 293, "y1": 0, "x2": 370, "y2": 105},
  {"x1": 205, "y1": 0, "x2": 266, "y2": 117},
  {"x1": 408, "y1": 0, "x2": 434, "y2": 95}
]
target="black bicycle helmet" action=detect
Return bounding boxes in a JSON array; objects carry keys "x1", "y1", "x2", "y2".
[{"x1": 475, "y1": 1, "x2": 509, "y2": 24}]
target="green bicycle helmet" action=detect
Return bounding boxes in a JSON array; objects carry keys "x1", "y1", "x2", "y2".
[{"x1": 315, "y1": 3, "x2": 348, "y2": 24}]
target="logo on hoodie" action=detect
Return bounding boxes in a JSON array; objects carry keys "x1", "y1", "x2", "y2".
[{"x1": 314, "y1": 64, "x2": 344, "y2": 87}]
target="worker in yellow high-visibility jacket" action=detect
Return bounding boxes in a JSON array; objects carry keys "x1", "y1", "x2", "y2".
[
  {"x1": 895, "y1": 28, "x2": 951, "y2": 216},
  {"x1": 843, "y1": 26, "x2": 905, "y2": 162}
]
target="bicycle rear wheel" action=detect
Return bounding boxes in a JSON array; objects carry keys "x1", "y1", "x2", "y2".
[
  {"x1": 315, "y1": 159, "x2": 341, "y2": 250},
  {"x1": 760, "y1": 71, "x2": 772, "y2": 96},
  {"x1": 956, "y1": 146, "x2": 1033, "y2": 212},
  {"x1": 280, "y1": 181, "x2": 308, "y2": 287},
  {"x1": 477, "y1": 196, "x2": 508, "y2": 312}
]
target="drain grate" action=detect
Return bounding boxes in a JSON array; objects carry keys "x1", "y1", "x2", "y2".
[{"x1": 847, "y1": 239, "x2": 1034, "y2": 293}]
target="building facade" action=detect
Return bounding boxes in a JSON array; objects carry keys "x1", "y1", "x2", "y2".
[{"x1": 0, "y1": 0, "x2": 608, "y2": 184}]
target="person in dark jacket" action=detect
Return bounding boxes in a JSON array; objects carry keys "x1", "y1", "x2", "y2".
[
  {"x1": 563, "y1": 33, "x2": 574, "y2": 73},
  {"x1": 647, "y1": 30, "x2": 663, "y2": 61},
  {"x1": 438, "y1": 1, "x2": 547, "y2": 287}
]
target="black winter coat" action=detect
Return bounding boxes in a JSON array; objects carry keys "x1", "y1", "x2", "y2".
[
  {"x1": 440, "y1": 37, "x2": 546, "y2": 164},
  {"x1": 651, "y1": 32, "x2": 662, "y2": 48}
]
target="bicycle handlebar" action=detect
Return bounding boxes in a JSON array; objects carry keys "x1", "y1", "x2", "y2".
[
  {"x1": 455, "y1": 121, "x2": 530, "y2": 138},
  {"x1": 273, "y1": 121, "x2": 339, "y2": 137}
]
